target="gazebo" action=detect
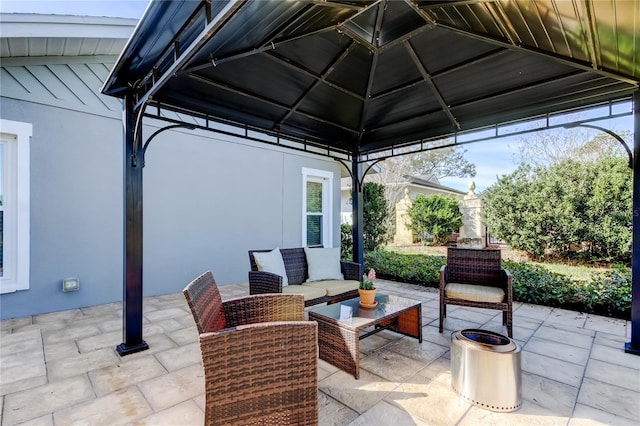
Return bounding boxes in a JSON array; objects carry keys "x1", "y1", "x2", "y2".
[{"x1": 101, "y1": 0, "x2": 639, "y2": 356}]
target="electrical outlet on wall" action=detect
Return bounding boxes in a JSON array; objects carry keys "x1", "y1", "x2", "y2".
[{"x1": 62, "y1": 278, "x2": 79, "y2": 292}]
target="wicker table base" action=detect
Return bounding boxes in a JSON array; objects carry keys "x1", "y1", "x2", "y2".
[{"x1": 308, "y1": 294, "x2": 422, "y2": 379}]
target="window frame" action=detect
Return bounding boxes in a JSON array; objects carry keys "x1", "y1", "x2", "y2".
[
  {"x1": 301, "y1": 167, "x2": 333, "y2": 248},
  {"x1": 1, "y1": 119, "x2": 31, "y2": 294}
]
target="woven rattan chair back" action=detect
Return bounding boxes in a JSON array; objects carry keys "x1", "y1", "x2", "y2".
[
  {"x1": 183, "y1": 271, "x2": 319, "y2": 425},
  {"x1": 440, "y1": 248, "x2": 513, "y2": 337},
  {"x1": 183, "y1": 271, "x2": 227, "y2": 334},
  {"x1": 446, "y1": 248, "x2": 503, "y2": 286}
]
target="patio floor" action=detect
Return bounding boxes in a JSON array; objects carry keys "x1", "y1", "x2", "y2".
[{"x1": 1, "y1": 279, "x2": 639, "y2": 425}]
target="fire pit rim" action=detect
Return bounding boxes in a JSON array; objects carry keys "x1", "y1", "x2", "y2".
[{"x1": 452, "y1": 329, "x2": 520, "y2": 353}]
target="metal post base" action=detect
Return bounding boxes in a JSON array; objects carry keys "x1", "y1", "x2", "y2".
[
  {"x1": 116, "y1": 341, "x2": 149, "y2": 356},
  {"x1": 624, "y1": 342, "x2": 640, "y2": 356}
]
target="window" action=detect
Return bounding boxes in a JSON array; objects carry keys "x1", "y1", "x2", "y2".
[
  {"x1": 302, "y1": 168, "x2": 333, "y2": 247},
  {"x1": 1, "y1": 119, "x2": 31, "y2": 294}
]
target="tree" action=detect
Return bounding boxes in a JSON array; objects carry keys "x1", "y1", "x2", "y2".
[
  {"x1": 363, "y1": 182, "x2": 389, "y2": 252},
  {"x1": 515, "y1": 126, "x2": 629, "y2": 167},
  {"x1": 406, "y1": 145, "x2": 477, "y2": 179},
  {"x1": 406, "y1": 194, "x2": 462, "y2": 245}
]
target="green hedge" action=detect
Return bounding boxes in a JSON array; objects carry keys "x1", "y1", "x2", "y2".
[
  {"x1": 365, "y1": 250, "x2": 445, "y2": 285},
  {"x1": 364, "y1": 250, "x2": 631, "y2": 319}
]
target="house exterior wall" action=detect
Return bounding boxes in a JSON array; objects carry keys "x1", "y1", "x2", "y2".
[
  {"x1": 0, "y1": 71, "x2": 342, "y2": 320},
  {"x1": 340, "y1": 180, "x2": 465, "y2": 224}
]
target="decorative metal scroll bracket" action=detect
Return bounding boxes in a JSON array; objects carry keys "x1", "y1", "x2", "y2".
[
  {"x1": 334, "y1": 158, "x2": 383, "y2": 192},
  {"x1": 563, "y1": 123, "x2": 634, "y2": 168},
  {"x1": 141, "y1": 124, "x2": 197, "y2": 167}
]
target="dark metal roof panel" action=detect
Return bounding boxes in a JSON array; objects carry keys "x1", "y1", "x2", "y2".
[
  {"x1": 434, "y1": 51, "x2": 578, "y2": 104},
  {"x1": 102, "y1": 0, "x2": 206, "y2": 95},
  {"x1": 102, "y1": 0, "x2": 639, "y2": 155},
  {"x1": 422, "y1": 0, "x2": 639, "y2": 81},
  {"x1": 407, "y1": 26, "x2": 502, "y2": 74}
]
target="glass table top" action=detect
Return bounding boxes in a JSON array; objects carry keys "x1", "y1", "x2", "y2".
[{"x1": 308, "y1": 293, "x2": 421, "y2": 325}]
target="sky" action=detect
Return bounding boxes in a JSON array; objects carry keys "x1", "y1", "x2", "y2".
[
  {"x1": 438, "y1": 112, "x2": 634, "y2": 193},
  {"x1": 2, "y1": 1, "x2": 635, "y2": 194},
  {"x1": 0, "y1": 0, "x2": 148, "y2": 19}
]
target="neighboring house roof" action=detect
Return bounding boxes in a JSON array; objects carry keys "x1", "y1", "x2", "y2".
[
  {"x1": 1, "y1": 14, "x2": 137, "y2": 117},
  {"x1": 404, "y1": 175, "x2": 466, "y2": 196},
  {"x1": 341, "y1": 174, "x2": 464, "y2": 196}
]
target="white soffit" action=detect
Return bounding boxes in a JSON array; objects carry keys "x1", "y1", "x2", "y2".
[{"x1": 1, "y1": 13, "x2": 136, "y2": 58}]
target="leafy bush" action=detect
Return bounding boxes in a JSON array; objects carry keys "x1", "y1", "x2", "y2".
[
  {"x1": 483, "y1": 157, "x2": 632, "y2": 263},
  {"x1": 365, "y1": 250, "x2": 631, "y2": 319},
  {"x1": 584, "y1": 158, "x2": 633, "y2": 262},
  {"x1": 576, "y1": 265, "x2": 632, "y2": 317},
  {"x1": 503, "y1": 261, "x2": 579, "y2": 307},
  {"x1": 406, "y1": 194, "x2": 462, "y2": 245}
]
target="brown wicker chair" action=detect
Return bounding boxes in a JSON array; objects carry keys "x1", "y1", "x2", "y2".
[
  {"x1": 183, "y1": 271, "x2": 319, "y2": 426},
  {"x1": 439, "y1": 248, "x2": 513, "y2": 337}
]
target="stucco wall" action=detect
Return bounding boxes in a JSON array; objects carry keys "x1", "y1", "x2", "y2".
[{"x1": 0, "y1": 98, "x2": 342, "y2": 319}]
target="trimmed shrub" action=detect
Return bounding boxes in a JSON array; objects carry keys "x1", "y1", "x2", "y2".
[
  {"x1": 364, "y1": 250, "x2": 631, "y2": 319},
  {"x1": 364, "y1": 249, "x2": 445, "y2": 285},
  {"x1": 406, "y1": 194, "x2": 462, "y2": 245}
]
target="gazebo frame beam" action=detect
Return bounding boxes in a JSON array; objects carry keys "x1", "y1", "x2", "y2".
[{"x1": 627, "y1": 90, "x2": 640, "y2": 355}]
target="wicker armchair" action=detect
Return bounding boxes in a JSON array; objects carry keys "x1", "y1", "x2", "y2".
[
  {"x1": 439, "y1": 248, "x2": 513, "y2": 337},
  {"x1": 183, "y1": 271, "x2": 318, "y2": 426}
]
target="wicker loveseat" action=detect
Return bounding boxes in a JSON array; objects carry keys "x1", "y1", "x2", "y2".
[{"x1": 249, "y1": 247, "x2": 362, "y2": 307}]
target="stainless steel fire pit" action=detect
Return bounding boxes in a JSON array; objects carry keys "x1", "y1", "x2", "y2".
[{"x1": 450, "y1": 329, "x2": 522, "y2": 412}]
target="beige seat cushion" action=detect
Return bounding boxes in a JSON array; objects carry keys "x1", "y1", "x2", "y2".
[
  {"x1": 303, "y1": 280, "x2": 359, "y2": 296},
  {"x1": 445, "y1": 283, "x2": 505, "y2": 303},
  {"x1": 283, "y1": 284, "x2": 326, "y2": 301}
]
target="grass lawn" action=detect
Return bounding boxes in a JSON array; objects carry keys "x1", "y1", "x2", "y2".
[
  {"x1": 529, "y1": 262, "x2": 609, "y2": 281},
  {"x1": 387, "y1": 244, "x2": 611, "y2": 281}
]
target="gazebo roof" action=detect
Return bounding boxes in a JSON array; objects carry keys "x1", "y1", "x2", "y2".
[
  {"x1": 101, "y1": 0, "x2": 640, "y2": 358},
  {"x1": 102, "y1": 0, "x2": 639, "y2": 157}
]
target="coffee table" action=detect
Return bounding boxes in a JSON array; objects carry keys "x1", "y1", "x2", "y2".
[{"x1": 308, "y1": 293, "x2": 422, "y2": 379}]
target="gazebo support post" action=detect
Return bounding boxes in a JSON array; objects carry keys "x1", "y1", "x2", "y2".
[
  {"x1": 351, "y1": 158, "x2": 364, "y2": 268},
  {"x1": 117, "y1": 93, "x2": 149, "y2": 356},
  {"x1": 626, "y1": 90, "x2": 640, "y2": 356}
]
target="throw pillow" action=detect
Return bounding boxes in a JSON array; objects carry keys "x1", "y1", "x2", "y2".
[
  {"x1": 304, "y1": 247, "x2": 344, "y2": 282},
  {"x1": 254, "y1": 248, "x2": 288, "y2": 286}
]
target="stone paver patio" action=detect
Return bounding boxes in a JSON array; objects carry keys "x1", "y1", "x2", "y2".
[{"x1": 1, "y1": 279, "x2": 639, "y2": 425}]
